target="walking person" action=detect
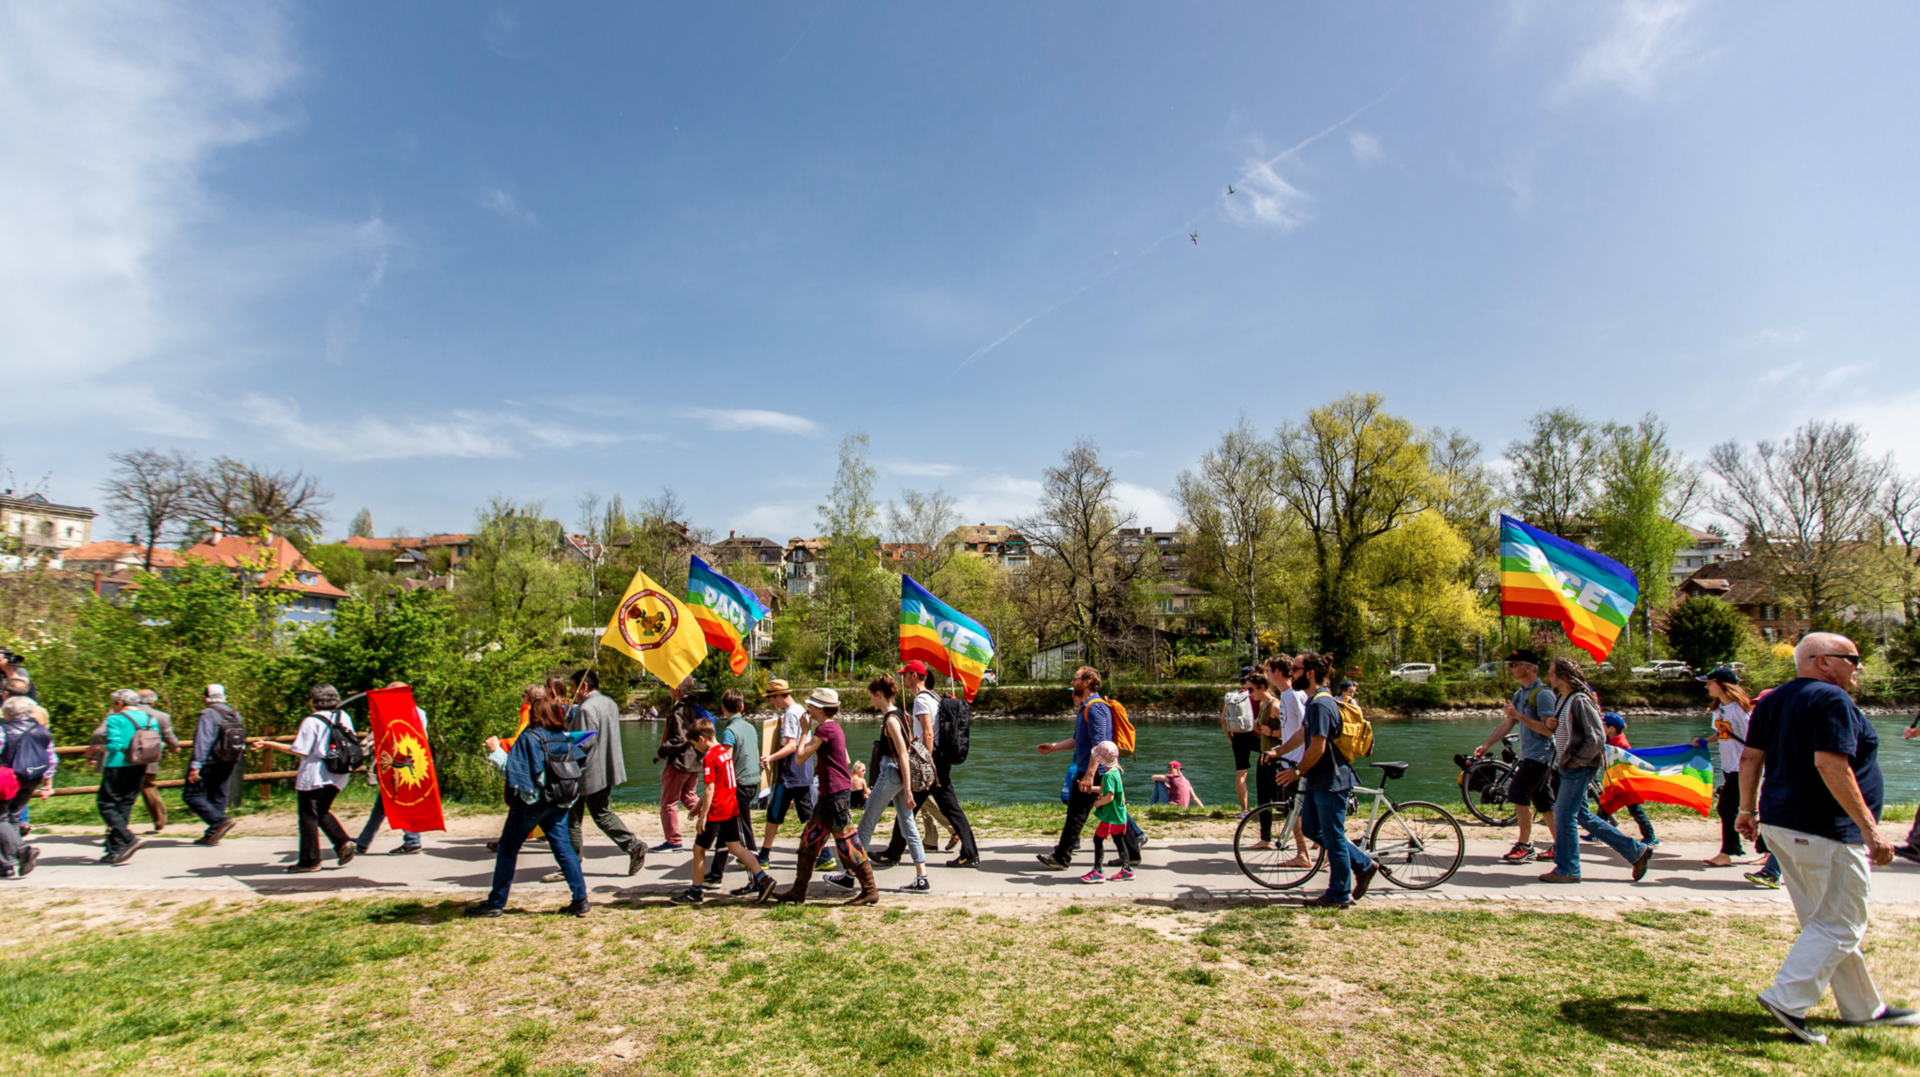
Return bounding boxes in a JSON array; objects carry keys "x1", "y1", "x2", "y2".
[
  {"x1": 355, "y1": 682, "x2": 425, "y2": 855},
  {"x1": 1701, "y1": 667, "x2": 1756, "y2": 869},
  {"x1": 181, "y1": 684, "x2": 244, "y2": 846},
  {"x1": 1472, "y1": 650, "x2": 1558, "y2": 864},
  {"x1": 90, "y1": 690, "x2": 177, "y2": 833},
  {"x1": 1899, "y1": 712, "x2": 1920, "y2": 866},
  {"x1": 1221, "y1": 668, "x2": 1259, "y2": 816},
  {"x1": 0, "y1": 697, "x2": 53, "y2": 878},
  {"x1": 1739, "y1": 632, "x2": 1918, "y2": 1043},
  {"x1": 758, "y1": 679, "x2": 815, "y2": 867},
  {"x1": 835, "y1": 675, "x2": 930, "y2": 893},
  {"x1": 772, "y1": 689, "x2": 876, "y2": 906},
  {"x1": 1274, "y1": 652, "x2": 1376, "y2": 908},
  {"x1": 1538, "y1": 659, "x2": 1653, "y2": 885},
  {"x1": 707, "y1": 689, "x2": 763, "y2": 890},
  {"x1": 1246, "y1": 671, "x2": 1299, "y2": 856},
  {"x1": 669, "y1": 717, "x2": 778, "y2": 905},
  {"x1": 468, "y1": 694, "x2": 591, "y2": 917},
  {"x1": 653, "y1": 675, "x2": 704, "y2": 854},
  {"x1": 251, "y1": 684, "x2": 359, "y2": 873},
  {"x1": 877, "y1": 661, "x2": 980, "y2": 869},
  {"x1": 3, "y1": 687, "x2": 48, "y2": 838},
  {"x1": 1081, "y1": 741, "x2": 1133, "y2": 883},
  {"x1": 566, "y1": 669, "x2": 648, "y2": 874},
  {"x1": 1034, "y1": 666, "x2": 1113, "y2": 871},
  {"x1": 89, "y1": 689, "x2": 159, "y2": 865}
]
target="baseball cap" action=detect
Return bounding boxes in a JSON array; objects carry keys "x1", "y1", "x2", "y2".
[
  {"x1": 1336, "y1": 680, "x2": 1356, "y2": 693},
  {"x1": 1697, "y1": 666, "x2": 1739, "y2": 685},
  {"x1": 898, "y1": 659, "x2": 929, "y2": 677},
  {"x1": 1167, "y1": 760, "x2": 1182, "y2": 770},
  {"x1": 1505, "y1": 649, "x2": 1542, "y2": 666}
]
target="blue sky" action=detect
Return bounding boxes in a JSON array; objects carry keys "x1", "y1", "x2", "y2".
[{"x1": 6, "y1": 2, "x2": 1918, "y2": 542}]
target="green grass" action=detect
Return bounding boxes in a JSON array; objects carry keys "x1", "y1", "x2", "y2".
[{"x1": 2, "y1": 895, "x2": 1916, "y2": 1076}]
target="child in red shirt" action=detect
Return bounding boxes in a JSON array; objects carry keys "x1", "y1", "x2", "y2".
[{"x1": 672, "y1": 718, "x2": 777, "y2": 905}]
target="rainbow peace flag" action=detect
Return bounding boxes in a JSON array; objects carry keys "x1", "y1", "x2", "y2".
[
  {"x1": 899, "y1": 575, "x2": 994, "y2": 701},
  {"x1": 1498, "y1": 514, "x2": 1639, "y2": 662},
  {"x1": 686, "y1": 556, "x2": 769, "y2": 675},
  {"x1": 1598, "y1": 741, "x2": 1713, "y2": 816}
]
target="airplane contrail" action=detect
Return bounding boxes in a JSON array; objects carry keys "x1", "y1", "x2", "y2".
[{"x1": 949, "y1": 77, "x2": 1406, "y2": 376}]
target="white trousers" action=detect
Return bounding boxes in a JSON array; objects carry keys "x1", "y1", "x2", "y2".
[{"x1": 1758, "y1": 824, "x2": 1885, "y2": 1021}]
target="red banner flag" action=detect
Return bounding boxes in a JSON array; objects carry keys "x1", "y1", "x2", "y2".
[{"x1": 367, "y1": 685, "x2": 445, "y2": 834}]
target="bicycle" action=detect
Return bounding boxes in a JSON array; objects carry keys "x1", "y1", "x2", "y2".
[
  {"x1": 1234, "y1": 762, "x2": 1465, "y2": 891},
  {"x1": 1453, "y1": 733, "x2": 1604, "y2": 827}
]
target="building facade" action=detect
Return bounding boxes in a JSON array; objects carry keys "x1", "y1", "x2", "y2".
[{"x1": 0, "y1": 492, "x2": 96, "y2": 559}]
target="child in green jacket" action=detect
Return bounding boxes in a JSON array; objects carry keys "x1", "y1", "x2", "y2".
[{"x1": 1082, "y1": 740, "x2": 1131, "y2": 883}]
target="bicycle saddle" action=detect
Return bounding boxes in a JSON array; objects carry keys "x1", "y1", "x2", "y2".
[{"x1": 1369, "y1": 761, "x2": 1409, "y2": 780}]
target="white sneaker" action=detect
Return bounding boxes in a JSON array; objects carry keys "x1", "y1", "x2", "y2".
[{"x1": 1847, "y1": 1006, "x2": 1920, "y2": 1028}]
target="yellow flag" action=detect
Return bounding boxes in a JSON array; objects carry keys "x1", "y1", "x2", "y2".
[{"x1": 601, "y1": 567, "x2": 708, "y2": 686}]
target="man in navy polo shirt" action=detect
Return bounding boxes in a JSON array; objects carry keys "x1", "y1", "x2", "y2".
[
  {"x1": 1275, "y1": 651, "x2": 1376, "y2": 909},
  {"x1": 1739, "y1": 631, "x2": 1917, "y2": 1044}
]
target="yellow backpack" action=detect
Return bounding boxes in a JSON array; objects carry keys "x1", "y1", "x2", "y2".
[
  {"x1": 1329, "y1": 693, "x2": 1373, "y2": 763},
  {"x1": 1081, "y1": 696, "x2": 1136, "y2": 758}
]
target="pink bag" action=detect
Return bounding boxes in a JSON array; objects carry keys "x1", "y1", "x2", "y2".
[{"x1": 0, "y1": 767, "x2": 18, "y2": 802}]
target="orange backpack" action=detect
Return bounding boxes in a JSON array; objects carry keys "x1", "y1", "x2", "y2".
[{"x1": 1081, "y1": 695, "x2": 1136, "y2": 758}]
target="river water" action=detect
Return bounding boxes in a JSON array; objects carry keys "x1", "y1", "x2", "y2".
[{"x1": 607, "y1": 712, "x2": 1920, "y2": 810}]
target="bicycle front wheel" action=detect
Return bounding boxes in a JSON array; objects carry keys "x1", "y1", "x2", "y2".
[
  {"x1": 1370, "y1": 800, "x2": 1465, "y2": 890},
  {"x1": 1234, "y1": 801, "x2": 1322, "y2": 890},
  {"x1": 1460, "y1": 761, "x2": 1516, "y2": 827}
]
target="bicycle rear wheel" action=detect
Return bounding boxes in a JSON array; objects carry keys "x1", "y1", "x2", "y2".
[
  {"x1": 1460, "y1": 760, "x2": 1517, "y2": 827},
  {"x1": 1370, "y1": 800, "x2": 1465, "y2": 890},
  {"x1": 1234, "y1": 801, "x2": 1321, "y2": 890}
]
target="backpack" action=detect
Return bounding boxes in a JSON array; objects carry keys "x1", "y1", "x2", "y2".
[
  {"x1": 318, "y1": 711, "x2": 365, "y2": 776},
  {"x1": 536, "y1": 730, "x2": 583, "y2": 806},
  {"x1": 124, "y1": 711, "x2": 164, "y2": 766},
  {"x1": 207, "y1": 704, "x2": 247, "y2": 763},
  {"x1": 4, "y1": 721, "x2": 51, "y2": 781},
  {"x1": 1328, "y1": 694, "x2": 1373, "y2": 763},
  {"x1": 1221, "y1": 689, "x2": 1256, "y2": 734},
  {"x1": 933, "y1": 694, "x2": 971, "y2": 766},
  {"x1": 1078, "y1": 695, "x2": 1136, "y2": 758}
]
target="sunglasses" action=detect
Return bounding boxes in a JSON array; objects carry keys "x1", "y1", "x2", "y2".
[{"x1": 1813, "y1": 653, "x2": 1862, "y2": 667}]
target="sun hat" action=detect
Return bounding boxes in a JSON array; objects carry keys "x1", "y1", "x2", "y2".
[
  {"x1": 1091, "y1": 741, "x2": 1119, "y2": 770},
  {"x1": 806, "y1": 687, "x2": 840, "y2": 709},
  {"x1": 767, "y1": 679, "x2": 791, "y2": 694}
]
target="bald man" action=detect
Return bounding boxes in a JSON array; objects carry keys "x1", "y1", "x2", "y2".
[{"x1": 1739, "y1": 632, "x2": 1916, "y2": 1043}]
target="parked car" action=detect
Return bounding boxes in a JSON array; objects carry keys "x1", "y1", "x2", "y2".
[
  {"x1": 1470, "y1": 661, "x2": 1503, "y2": 678},
  {"x1": 981, "y1": 670, "x2": 998, "y2": 686},
  {"x1": 1630, "y1": 659, "x2": 1692, "y2": 680},
  {"x1": 1388, "y1": 662, "x2": 1438, "y2": 683}
]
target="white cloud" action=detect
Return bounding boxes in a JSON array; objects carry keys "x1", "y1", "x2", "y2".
[
  {"x1": 479, "y1": 186, "x2": 536, "y2": 225},
  {"x1": 1739, "y1": 327, "x2": 1809, "y2": 349},
  {"x1": 238, "y1": 393, "x2": 648, "y2": 461},
  {"x1": 731, "y1": 502, "x2": 814, "y2": 541},
  {"x1": 1349, "y1": 131, "x2": 1383, "y2": 165},
  {"x1": 951, "y1": 475, "x2": 1044, "y2": 527},
  {"x1": 1819, "y1": 363, "x2": 1869, "y2": 390},
  {"x1": 1224, "y1": 160, "x2": 1312, "y2": 231},
  {"x1": 1560, "y1": 0, "x2": 1700, "y2": 102},
  {"x1": 323, "y1": 218, "x2": 392, "y2": 363},
  {"x1": 880, "y1": 460, "x2": 966, "y2": 478},
  {"x1": 1756, "y1": 361, "x2": 1802, "y2": 387},
  {"x1": 1113, "y1": 482, "x2": 1181, "y2": 531},
  {"x1": 0, "y1": 1, "x2": 297, "y2": 406},
  {"x1": 683, "y1": 408, "x2": 822, "y2": 436}
]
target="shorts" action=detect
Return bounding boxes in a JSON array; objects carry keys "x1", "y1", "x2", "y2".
[
  {"x1": 1094, "y1": 821, "x2": 1126, "y2": 838},
  {"x1": 767, "y1": 784, "x2": 815, "y2": 825},
  {"x1": 813, "y1": 790, "x2": 853, "y2": 833},
  {"x1": 1507, "y1": 758, "x2": 1557, "y2": 815},
  {"x1": 694, "y1": 815, "x2": 742, "y2": 850},
  {"x1": 1230, "y1": 731, "x2": 1263, "y2": 771}
]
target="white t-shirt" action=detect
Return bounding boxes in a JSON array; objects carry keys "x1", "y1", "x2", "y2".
[
  {"x1": 292, "y1": 711, "x2": 354, "y2": 792},
  {"x1": 1279, "y1": 688, "x2": 1307, "y2": 766},
  {"x1": 910, "y1": 689, "x2": 940, "y2": 749},
  {"x1": 777, "y1": 701, "x2": 813, "y2": 788},
  {"x1": 1714, "y1": 701, "x2": 1751, "y2": 773}
]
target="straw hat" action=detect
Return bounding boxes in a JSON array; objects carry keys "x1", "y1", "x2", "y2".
[
  {"x1": 767, "y1": 679, "x2": 791, "y2": 695},
  {"x1": 806, "y1": 687, "x2": 840, "y2": 709}
]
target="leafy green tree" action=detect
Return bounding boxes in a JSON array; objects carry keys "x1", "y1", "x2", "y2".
[
  {"x1": 1358, "y1": 509, "x2": 1489, "y2": 665},
  {"x1": 305, "y1": 542, "x2": 370, "y2": 590},
  {"x1": 1593, "y1": 414, "x2": 1699, "y2": 662},
  {"x1": 1177, "y1": 417, "x2": 1284, "y2": 666},
  {"x1": 1662, "y1": 595, "x2": 1753, "y2": 673},
  {"x1": 811, "y1": 433, "x2": 892, "y2": 676},
  {"x1": 1504, "y1": 408, "x2": 1599, "y2": 540},
  {"x1": 457, "y1": 499, "x2": 582, "y2": 647},
  {"x1": 1271, "y1": 393, "x2": 1438, "y2": 667}
]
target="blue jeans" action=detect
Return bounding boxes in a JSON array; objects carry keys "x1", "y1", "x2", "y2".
[
  {"x1": 1303, "y1": 788, "x2": 1372, "y2": 901},
  {"x1": 1552, "y1": 765, "x2": 1646, "y2": 878},
  {"x1": 356, "y1": 790, "x2": 421, "y2": 850},
  {"x1": 486, "y1": 800, "x2": 584, "y2": 906},
  {"x1": 857, "y1": 760, "x2": 925, "y2": 864},
  {"x1": 1150, "y1": 781, "x2": 1171, "y2": 805}
]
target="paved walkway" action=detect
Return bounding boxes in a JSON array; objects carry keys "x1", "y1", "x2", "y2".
[{"x1": 16, "y1": 833, "x2": 1920, "y2": 906}]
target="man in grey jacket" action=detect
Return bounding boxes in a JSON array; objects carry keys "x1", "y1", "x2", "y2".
[
  {"x1": 182, "y1": 684, "x2": 243, "y2": 846},
  {"x1": 564, "y1": 669, "x2": 646, "y2": 877}
]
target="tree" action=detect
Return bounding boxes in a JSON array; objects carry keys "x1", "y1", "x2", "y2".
[
  {"x1": 1176, "y1": 418, "x2": 1282, "y2": 665},
  {"x1": 348, "y1": 507, "x2": 375, "y2": 539},
  {"x1": 99, "y1": 449, "x2": 193, "y2": 570},
  {"x1": 813, "y1": 433, "x2": 889, "y2": 675},
  {"x1": 1593, "y1": 414, "x2": 1699, "y2": 661},
  {"x1": 1013, "y1": 438, "x2": 1139, "y2": 669},
  {"x1": 886, "y1": 487, "x2": 962, "y2": 578},
  {"x1": 1663, "y1": 595, "x2": 1752, "y2": 673},
  {"x1": 1881, "y1": 474, "x2": 1920, "y2": 625},
  {"x1": 305, "y1": 542, "x2": 370, "y2": 590},
  {"x1": 1357, "y1": 509, "x2": 1488, "y2": 664},
  {"x1": 1270, "y1": 394, "x2": 1438, "y2": 666},
  {"x1": 186, "y1": 456, "x2": 332, "y2": 544},
  {"x1": 1504, "y1": 408, "x2": 1599, "y2": 540},
  {"x1": 1708, "y1": 420, "x2": 1894, "y2": 622},
  {"x1": 457, "y1": 499, "x2": 581, "y2": 646}
]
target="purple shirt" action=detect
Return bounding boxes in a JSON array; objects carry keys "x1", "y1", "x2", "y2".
[{"x1": 812, "y1": 719, "x2": 852, "y2": 796}]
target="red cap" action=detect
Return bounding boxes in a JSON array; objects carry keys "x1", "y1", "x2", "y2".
[
  {"x1": 898, "y1": 659, "x2": 929, "y2": 676},
  {"x1": 1168, "y1": 760, "x2": 1182, "y2": 770}
]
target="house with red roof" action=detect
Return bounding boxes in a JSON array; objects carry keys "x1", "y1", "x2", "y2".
[{"x1": 186, "y1": 529, "x2": 349, "y2": 623}]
